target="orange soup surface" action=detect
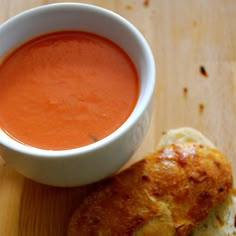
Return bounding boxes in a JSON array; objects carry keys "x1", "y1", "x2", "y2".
[{"x1": 0, "y1": 31, "x2": 139, "y2": 150}]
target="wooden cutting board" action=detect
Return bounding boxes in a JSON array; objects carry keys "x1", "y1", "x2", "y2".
[{"x1": 0, "y1": 0, "x2": 235, "y2": 235}]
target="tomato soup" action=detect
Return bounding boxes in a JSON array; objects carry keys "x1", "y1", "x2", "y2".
[{"x1": 0, "y1": 31, "x2": 139, "y2": 150}]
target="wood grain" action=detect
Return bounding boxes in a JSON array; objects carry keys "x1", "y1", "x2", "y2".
[{"x1": 0, "y1": 0, "x2": 235, "y2": 235}]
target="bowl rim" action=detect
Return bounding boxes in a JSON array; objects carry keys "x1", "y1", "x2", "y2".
[{"x1": 0, "y1": 2, "x2": 156, "y2": 158}]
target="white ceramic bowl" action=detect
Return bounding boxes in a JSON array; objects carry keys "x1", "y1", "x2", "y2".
[{"x1": 0, "y1": 3, "x2": 155, "y2": 187}]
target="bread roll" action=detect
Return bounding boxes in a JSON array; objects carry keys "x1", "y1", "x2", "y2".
[
  {"x1": 158, "y1": 127, "x2": 236, "y2": 236},
  {"x1": 68, "y1": 141, "x2": 232, "y2": 235}
]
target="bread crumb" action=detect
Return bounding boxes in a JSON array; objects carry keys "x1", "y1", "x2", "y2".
[
  {"x1": 143, "y1": 0, "x2": 149, "y2": 7},
  {"x1": 183, "y1": 87, "x2": 188, "y2": 96},
  {"x1": 199, "y1": 102, "x2": 205, "y2": 113},
  {"x1": 199, "y1": 66, "x2": 208, "y2": 77},
  {"x1": 125, "y1": 5, "x2": 133, "y2": 10}
]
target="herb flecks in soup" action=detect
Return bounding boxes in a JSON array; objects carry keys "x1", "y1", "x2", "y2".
[{"x1": 0, "y1": 31, "x2": 139, "y2": 150}]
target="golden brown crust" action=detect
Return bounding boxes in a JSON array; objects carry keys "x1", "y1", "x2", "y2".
[{"x1": 68, "y1": 143, "x2": 233, "y2": 236}]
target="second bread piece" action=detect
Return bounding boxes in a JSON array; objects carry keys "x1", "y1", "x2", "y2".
[{"x1": 68, "y1": 143, "x2": 232, "y2": 236}]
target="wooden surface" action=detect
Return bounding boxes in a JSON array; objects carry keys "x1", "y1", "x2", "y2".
[{"x1": 0, "y1": 0, "x2": 235, "y2": 235}]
